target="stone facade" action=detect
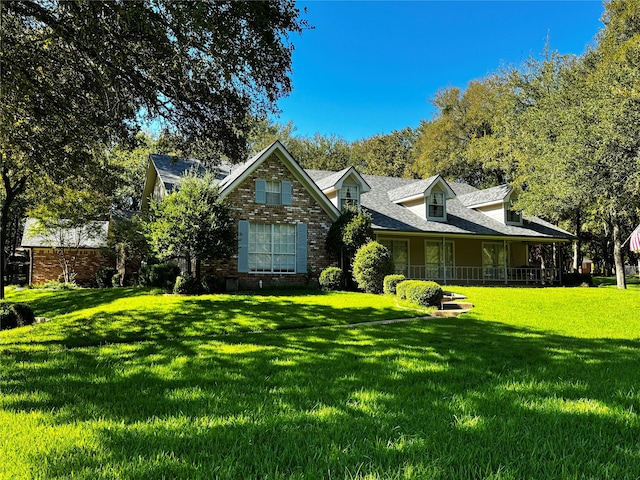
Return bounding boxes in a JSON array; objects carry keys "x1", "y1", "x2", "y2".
[
  {"x1": 29, "y1": 247, "x2": 115, "y2": 285},
  {"x1": 204, "y1": 153, "x2": 337, "y2": 289}
]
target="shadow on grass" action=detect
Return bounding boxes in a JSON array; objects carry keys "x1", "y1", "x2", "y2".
[
  {"x1": 4, "y1": 290, "x2": 423, "y2": 349},
  {"x1": 3, "y1": 315, "x2": 640, "y2": 478}
]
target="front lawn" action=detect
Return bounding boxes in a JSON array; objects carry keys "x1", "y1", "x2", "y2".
[{"x1": 1, "y1": 286, "x2": 640, "y2": 479}]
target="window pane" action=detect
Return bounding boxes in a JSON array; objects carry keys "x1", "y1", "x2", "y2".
[{"x1": 266, "y1": 181, "x2": 281, "y2": 205}]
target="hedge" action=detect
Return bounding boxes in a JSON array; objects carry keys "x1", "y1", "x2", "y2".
[{"x1": 396, "y1": 280, "x2": 443, "y2": 307}]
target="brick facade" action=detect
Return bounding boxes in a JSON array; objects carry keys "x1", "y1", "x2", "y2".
[
  {"x1": 30, "y1": 247, "x2": 115, "y2": 285},
  {"x1": 204, "y1": 153, "x2": 338, "y2": 289}
]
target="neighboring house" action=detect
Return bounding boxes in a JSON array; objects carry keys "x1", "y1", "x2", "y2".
[
  {"x1": 142, "y1": 141, "x2": 574, "y2": 288},
  {"x1": 21, "y1": 218, "x2": 113, "y2": 285}
]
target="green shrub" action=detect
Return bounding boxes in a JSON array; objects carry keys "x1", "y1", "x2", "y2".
[
  {"x1": 352, "y1": 242, "x2": 394, "y2": 294},
  {"x1": 95, "y1": 267, "x2": 118, "y2": 288},
  {"x1": 384, "y1": 274, "x2": 406, "y2": 295},
  {"x1": 173, "y1": 274, "x2": 200, "y2": 295},
  {"x1": 139, "y1": 263, "x2": 180, "y2": 289},
  {"x1": 201, "y1": 273, "x2": 223, "y2": 294},
  {"x1": 396, "y1": 280, "x2": 443, "y2": 307},
  {"x1": 0, "y1": 301, "x2": 35, "y2": 330},
  {"x1": 319, "y1": 267, "x2": 344, "y2": 291},
  {"x1": 111, "y1": 272, "x2": 122, "y2": 288}
]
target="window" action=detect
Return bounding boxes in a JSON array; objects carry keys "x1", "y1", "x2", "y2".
[
  {"x1": 506, "y1": 201, "x2": 522, "y2": 224},
  {"x1": 266, "y1": 181, "x2": 281, "y2": 205},
  {"x1": 427, "y1": 191, "x2": 445, "y2": 220},
  {"x1": 482, "y1": 242, "x2": 507, "y2": 279},
  {"x1": 425, "y1": 241, "x2": 454, "y2": 280},
  {"x1": 380, "y1": 239, "x2": 408, "y2": 276},
  {"x1": 255, "y1": 179, "x2": 292, "y2": 205},
  {"x1": 340, "y1": 184, "x2": 359, "y2": 210},
  {"x1": 248, "y1": 223, "x2": 296, "y2": 273}
]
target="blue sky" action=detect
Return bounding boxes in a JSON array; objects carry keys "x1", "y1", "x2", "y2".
[{"x1": 275, "y1": 1, "x2": 605, "y2": 142}]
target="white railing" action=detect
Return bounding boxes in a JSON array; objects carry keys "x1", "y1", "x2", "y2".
[{"x1": 402, "y1": 265, "x2": 561, "y2": 285}]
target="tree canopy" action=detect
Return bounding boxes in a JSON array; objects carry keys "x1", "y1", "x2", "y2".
[{"x1": 0, "y1": 0, "x2": 306, "y2": 297}]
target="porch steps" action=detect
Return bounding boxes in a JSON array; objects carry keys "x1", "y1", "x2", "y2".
[{"x1": 432, "y1": 293, "x2": 474, "y2": 317}]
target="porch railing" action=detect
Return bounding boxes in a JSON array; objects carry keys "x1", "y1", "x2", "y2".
[{"x1": 403, "y1": 265, "x2": 561, "y2": 285}]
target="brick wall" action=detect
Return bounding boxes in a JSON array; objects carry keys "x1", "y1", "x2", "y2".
[
  {"x1": 204, "y1": 153, "x2": 338, "y2": 289},
  {"x1": 30, "y1": 247, "x2": 115, "y2": 285}
]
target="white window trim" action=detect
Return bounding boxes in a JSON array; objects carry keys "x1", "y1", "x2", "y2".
[
  {"x1": 339, "y1": 183, "x2": 360, "y2": 210},
  {"x1": 266, "y1": 181, "x2": 282, "y2": 206},
  {"x1": 248, "y1": 223, "x2": 296, "y2": 274},
  {"x1": 427, "y1": 191, "x2": 446, "y2": 221}
]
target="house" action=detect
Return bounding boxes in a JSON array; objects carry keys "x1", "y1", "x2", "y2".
[
  {"x1": 142, "y1": 141, "x2": 574, "y2": 288},
  {"x1": 21, "y1": 218, "x2": 113, "y2": 285}
]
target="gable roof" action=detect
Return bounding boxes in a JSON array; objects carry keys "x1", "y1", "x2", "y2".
[
  {"x1": 387, "y1": 174, "x2": 455, "y2": 204},
  {"x1": 314, "y1": 166, "x2": 371, "y2": 194},
  {"x1": 149, "y1": 154, "x2": 205, "y2": 193},
  {"x1": 21, "y1": 218, "x2": 109, "y2": 249},
  {"x1": 458, "y1": 184, "x2": 513, "y2": 208},
  {"x1": 218, "y1": 141, "x2": 341, "y2": 220}
]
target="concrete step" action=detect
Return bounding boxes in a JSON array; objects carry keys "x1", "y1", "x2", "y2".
[{"x1": 441, "y1": 301, "x2": 474, "y2": 310}]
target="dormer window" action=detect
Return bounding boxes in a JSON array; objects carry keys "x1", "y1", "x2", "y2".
[
  {"x1": 428, "y1": 191, "x2": 445, "y2": 220},
  {"x1": 506, "y1": 201, "x2": 522, "y2": 225},
  {"x1": 340, "y1": 183, "x2": 360, "y2": 210}
]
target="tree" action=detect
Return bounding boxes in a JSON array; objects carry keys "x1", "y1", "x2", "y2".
[
  {"x1": 286, "y1": 133, "x2": 354, "y2": 170},
  {"x1": 144, "y1": 172, "x2": 236, "y2": 281},
  {"x1": 509, "y1": 2, "x2": 640, "y2": 289},
  {"x1": 28, "y1": 185, "x2": 110, "y2": 283},
  {"x1": 1, "y1": 0, "x2": 306, "y2": 298},
  {"x1": 351, "y1": 127, "x2": 417, "y2": 178},
  {"x1": 325, "y1": 205, "x2": 373, "y2": 287},
  {"x1": 411, "y1": 77, "x2": 514, "y2": 187}
]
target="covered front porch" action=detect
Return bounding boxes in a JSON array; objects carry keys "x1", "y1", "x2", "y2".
[{"x1": 377, "y1": 234, "x2": 563, "y2": 286}]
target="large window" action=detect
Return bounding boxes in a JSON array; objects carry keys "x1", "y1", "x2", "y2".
[
  {"x1": 380, "y1": 239, "x2": 408, "y2": 276},
  {"x1": 427, "y1": 191, "x2": 445, "y2": 220},
  {"x1": 248, "y1": 223, "x2": 296, "y2": 273},
  {"x1": 339, "y1": 184, "x2": 359, "y2": 211},
  {"x1": 425, "y1": 241, "x2": 454, "y2": 280}
]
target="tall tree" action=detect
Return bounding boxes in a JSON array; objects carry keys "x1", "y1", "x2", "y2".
[
  {"x1": 411, "y1": 77, "x2": 514, "y2": 187},
  {"x1": 0, "y1": 0, "x2": 306, "y2": 297},
  {"x1": 351, "y1": 127, "x2": 417, "y2": 178},
  {"x1": 286, "y1": 133, "x2": 354, "y2": 171},
  {"x1": 510, "y1": 1, "x2": 640, "y2": 289}
]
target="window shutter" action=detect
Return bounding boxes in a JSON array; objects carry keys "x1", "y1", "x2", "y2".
[
  {"x1": 255, "y1": 179, "x2": 266, "y2": 204},
  {"x1": 296, "y1": 222, "x2": 307, "y2": 273},
  {"x1": 282, "y1": 180, "x2": 292, "y2": 205},
  {"x1": 238, "y1": 220, "x2": 249, "y2": 273}
]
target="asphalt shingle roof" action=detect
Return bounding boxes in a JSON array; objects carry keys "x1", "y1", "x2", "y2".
[
  {"x1": 308, "y1": 170, "x2": 573, "y2": 240},
  {"x1": 458, "y1": 184, "x2": 512, "y2": 207},
  {"x1": 21, "y1": 218, "x2": 109, "y2": 248}
]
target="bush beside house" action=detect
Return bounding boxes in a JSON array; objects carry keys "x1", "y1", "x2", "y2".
[{"x1": 352, "y1": 242, "x2": 394, "y2": 294}]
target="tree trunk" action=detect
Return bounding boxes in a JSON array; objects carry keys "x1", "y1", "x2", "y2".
[
  {"x1": 572, "y1": 211, "x2": 582, "y2": 273},
  {"x1": 613, "y1": 222, "x2": 627, "y2": 290},
  {"x1": 0, "y1": 212, "x2": 5, "y2": 300}
]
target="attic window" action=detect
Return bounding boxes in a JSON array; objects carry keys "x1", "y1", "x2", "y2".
[
  {"x1": 340, "y1": 184, "x2": 359, "y2": 210},
  {"x1": 506, "y1": 201, "x2": 522, "y2": 225},
  {"x1": 428, "y1": 192, "x2": 445, "y2": 220},
  {"x1": 266, "y1": 181, "x2": 281, "y2": 205}
]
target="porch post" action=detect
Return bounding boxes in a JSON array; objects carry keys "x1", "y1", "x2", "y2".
[{"x1": 503, "y1": 239, "x2": 508, "y2": 285}]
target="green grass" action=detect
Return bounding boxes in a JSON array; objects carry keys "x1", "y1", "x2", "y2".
[{"x1": 1, "y1": 285, "x2": 640, "y2": 479}]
